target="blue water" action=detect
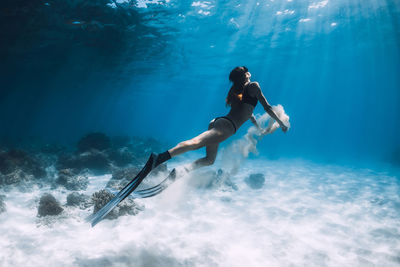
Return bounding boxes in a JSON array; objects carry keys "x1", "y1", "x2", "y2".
[
  {"x1": 1, "y1": 0, "x2": 399, "y2": 163},
  {"x1": 0, "y1": 0, "x2": 400, "y2": 266}
]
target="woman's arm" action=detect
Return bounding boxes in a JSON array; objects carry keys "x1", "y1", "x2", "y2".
[
  {"x1": 252, "y1": 82, "x2": 288, "y2": 132},
  {"x1": 250, "y1": 113, "x2": 262, "y2": 131}
]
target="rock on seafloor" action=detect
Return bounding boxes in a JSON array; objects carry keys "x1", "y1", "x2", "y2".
[
  {"x1": 77, "y1": 132, "x2": 111, "y2": 153},
  {"x1": 55, "y1": 133, "x2": 168, "y2": 176},
  {"x1": 56, "y1": 168, "x2": 89, "y2": 190},
  {"x1": 57, "y1": 150, "x2": 111, "y2": 175},
  {"x1": 77, "y1": 150, "x2": 111, "y2": 173},
  {"x1": 92, "y1": 189, "x2": 142, "y2": 220},
  {"x1": 38, "y1": 193, "x2": 64, "y2": 217},
  {"x1": 66, "y1": 192, "x2": 91, "y2": 209},
  {"x1": 0, "y1": 149, "x2": 46, "y2": 185},
  {"x1": 106, "y1": 167, "x2": 141, "y2": 190},
  {"x1": 107, "y1": 147, "x2": 136, "y2": 167},
  {"x1": 106, "y1": 164, "x2": 167, "y2": 190},
  {"x1": 245, "y1": 173, "x2": 265, "y2": 189}
]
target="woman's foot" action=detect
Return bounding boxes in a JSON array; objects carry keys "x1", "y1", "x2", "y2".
[{"x1": 153, "y1": 150, "x2": 171, "y2": 167}]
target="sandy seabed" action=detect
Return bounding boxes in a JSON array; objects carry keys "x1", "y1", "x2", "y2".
[{"x1": 0, "y1": 158, "x2": 399, "y2": 267}]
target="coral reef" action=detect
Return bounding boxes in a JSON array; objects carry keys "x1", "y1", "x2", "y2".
[
  {"x1": 92, "y1": 189, "x2": 142, "y2": 220},
  {"x1": 0, "y1": 149, "x2": 46, "y2": 185},
  {"x1": 57, "y1": 168, "x2": 89, "y2": 190},
  {"x1": 77, "y1": 133, "x2": 111, "y2": 153},
  {"x1": 66, "y1": 192, "x2": 91, "y2": 209},
  {"x1": 38, "y1": 193, "x2": 63, "y2": 216}
]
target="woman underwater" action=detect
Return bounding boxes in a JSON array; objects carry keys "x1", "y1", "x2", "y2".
[
  {"x1": 152, "y1": 66, "x2": 288, "y2": 171},
  {"x1": 89, "y1": 66, "x2": 289, "y2": 226}
]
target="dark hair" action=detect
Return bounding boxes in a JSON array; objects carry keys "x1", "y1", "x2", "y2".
[{"x1": 226, "y1": 66, "x2": 248, "y2": 106}]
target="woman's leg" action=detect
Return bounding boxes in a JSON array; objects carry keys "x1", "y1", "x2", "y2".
[
  {"x1": 168, "y1": 128, "x2": 224, "y2": 157},
  {"x1": 184, "y1": 143, "x2": 219, "y2": 171},
  {"x1": 136, "y1": 119, "x2": 231, "y2": 188},
  {"x1": 155, "y1": 118, "x2": 233, "y2": 170}
]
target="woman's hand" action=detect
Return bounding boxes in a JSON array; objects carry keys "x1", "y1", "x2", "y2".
[
  {"x1": 261, "y1": 128, "x2": 270, "y2": 135},
  {"x1": 280, "y1": 124, "x2": 288, "y2": 133},
  {"x1": 262, "y1": 123, "x2": 277, "y2": 135}
]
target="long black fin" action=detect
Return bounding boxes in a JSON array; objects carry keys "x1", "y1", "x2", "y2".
[
  {"x1": 132, "y1": 168, "x2": 177, "y2": 198},
  {"x1": 88, "y1": 153, "x2": 157, "y2": 227}
]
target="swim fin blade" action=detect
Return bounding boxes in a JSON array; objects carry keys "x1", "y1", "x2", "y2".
[
  {"x1": 132, "y1": 168, "x2": 177, "y2": 198},
  {"x1": 88, "y1": 153, "x2": 157, "y2": 227}
]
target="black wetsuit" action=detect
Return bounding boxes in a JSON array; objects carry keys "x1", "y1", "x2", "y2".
[
  {"x1": 214, "y1": 116, "x2": 238, "y2": 133},
  {"x1": 215, "y1": 83, "x2": 258, "y2": 133},
  {"x1": 241, "y1": 82, "x2": 258, "y2": 107}
]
